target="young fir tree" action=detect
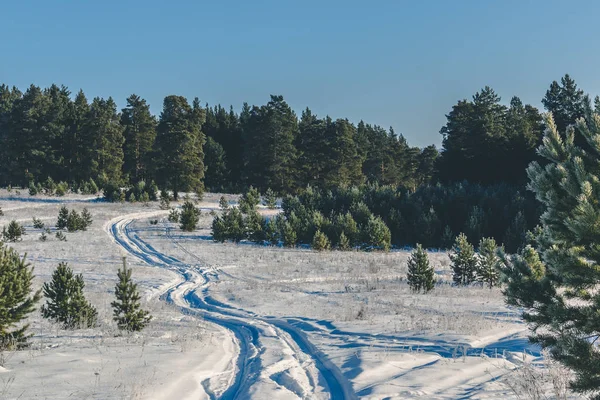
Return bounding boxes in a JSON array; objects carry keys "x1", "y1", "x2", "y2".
[
  {"x1": 406, "y1": 244, "x2": 435, "y2": 293},
  {"x1": 449, "y1": 233, "x2": 477, "y2": 285},
  {"x1": 41, "y1": 263, "x2": 97, "y2": 329},
  {"x1": 501, "y1": 114, "x2": 600, "y2": 397},
  {"x1": 111, "y1": 258, "x2": 151, "y2": 332},
  {"x1": 32, "y1": 217, "x2": 44, "y2": 229},
  {"x1": 312, "y1": 230, "x2": 331, "y2": 251},
  {"x1": 179, "y1": 200, "x2": 200, "y2": 232},
  {"x1": 476, "y1": 237, "x2": 500, "y2": 288},
  {"x1": 0, "y1": 243, "x2": 41, "y2": 349},
  {"x1": 56, "y1": 205, "x2": 69, "y2": 230}
]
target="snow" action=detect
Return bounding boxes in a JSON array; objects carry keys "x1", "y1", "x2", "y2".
[{"x1": 0, "y1": 192, "x2": 583, "y2": 399}]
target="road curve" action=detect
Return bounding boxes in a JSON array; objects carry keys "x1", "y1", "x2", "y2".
[{"x1": 105, "y1": 212, "x2": 357, "y2": 400}]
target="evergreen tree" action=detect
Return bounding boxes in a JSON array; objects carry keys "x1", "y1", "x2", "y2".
[
  {"x1": 476, "y1": 237, "x2": 500, "y2": 288},
  {"x1": 542, "y1": 74, "x2": 588, "y2": 133},
  {"x1": 407, "y1": 244, "x2": 435, "y2": 293},
  {"x1": 2, "y1": 220, "x2": 25, "y2": 242},
  {"x1": 0, "y1": 243, "x2": 41, "y2": 349},
  {"x1": 312, "y1": 230, "x2": 331, "y2": 251},
  {"x1": 501, "y1": 114, "x2": 600, "y2": 397},
  {"x1": 265, "y1": 218, "x2": 279, "y2": 245},
  {"x1": 179, "y1": 200, "x2": 200, "y2": 231},
  {"x1": 83, "y1": 97, "x2": 125, "y2": 185},
  {"x1": 263, "y1": 188, "x2": 277, "y2": 209},
  {"x1": 449, "y1": 233, "x2": 477, "y2": 285},
  {"x1": 203, "y1": 136, "x2": 228, "y2": 192},
  {"x1": 56, "y1": 205, "x2": 69, "y2": 230},
  {"x1": 239, "y1": 186, "x2": 260, "y2": 213},
  {"x1": 80, "y1": 208, "x2": 92, "y2": 229},
  {"x1": 242, "y1": 95, "x2": 298, "y2": 193},
  {"x1": 66, "y1": 209, "x2": 82, "y2": 232},
  {"x1": 111, "y1": 259, "x2": 151, "y2": 332},
  {"x1": 64, "y1": 90, "x2": 90, "y2": 182},
  {"x1": 153, "y1": 96, "x2": 205, "y2": 200},
  {"x1": 41, "y1": 263, "x2": 97, "y2": 329},
  {"x1": 364, "y1": 215, "x2": 391, "y2": 251},
  {"x1": 121, "y1": 94, "x2": 156, "y2": 183},
  {"x1": 245, "y1": 210, "x2": 265, "y2": 242},
  {"x1": 282, "y1": 221, "x2": 297, "y2": 248},
  {"x1": 338, "y1": 232, "x2": 351, "y2": 250}
]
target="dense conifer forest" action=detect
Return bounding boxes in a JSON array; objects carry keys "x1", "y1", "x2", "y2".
[{"x1": 0, "y1": 74, "x2": 593, "y2": 249}]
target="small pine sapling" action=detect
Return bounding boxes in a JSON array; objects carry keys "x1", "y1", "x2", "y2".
[
  {"x1": 476, "y1": 237, "x2": 501, "y2": 288},
  {"x1": 449, "y1": 233, "x2": 477, "y2": 285},
  {"x1": 312, "y1": 230, "x2": 331, "y2": 251},
  {"x1": 2, "y1": 221, "x2": 25, "y2": 242},
  {"x1": 41, "y1": 263, "x2": 97, "y2": 329},
  {"x1": 180, "y1": 201, "x2": 200, "y2": 231},
  {"x1": 56, "y1": 206, "x2": 69, "y2": 230},
  {"x1": 111, "y1": 258, "x2": 151, "y2": 332},
  {"x1": 32, "y1": 217, "x2": 45, "y2": 229},
  {"x1": 407, "y1": 244, "x2": 435, "y2": 293},
  {"x1": 263, "y1": 188, "x2": 277, "y2": 209},
  {"x1": 0, "y1": 243, "x2": 41, "y2": 350}
]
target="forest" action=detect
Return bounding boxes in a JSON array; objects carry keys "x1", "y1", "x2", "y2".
[{"x1": 0, "y1": 74, "x2": 593, "y2": 249}]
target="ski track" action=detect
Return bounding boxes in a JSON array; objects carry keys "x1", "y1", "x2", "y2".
[{"x1": 105, "y1": 212, "x2": 357, "y2": 400}]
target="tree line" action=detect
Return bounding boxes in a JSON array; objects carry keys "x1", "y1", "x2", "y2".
[{"x1": 0, "y1": 74, "x2": 592, "y2": 197}]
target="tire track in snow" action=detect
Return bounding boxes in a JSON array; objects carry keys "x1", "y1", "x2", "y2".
[{"x1": 106, "y1": 213, "x2": 357, "y2": 400}]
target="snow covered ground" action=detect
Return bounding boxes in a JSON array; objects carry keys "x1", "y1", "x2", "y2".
[{"x1": 0, "y1": 191, "x2": 581, "y2": 399}]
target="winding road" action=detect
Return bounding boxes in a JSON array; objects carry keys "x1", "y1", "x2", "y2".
[{"x1": 106, "y1": 212, "x2": 358, "y2": 400}]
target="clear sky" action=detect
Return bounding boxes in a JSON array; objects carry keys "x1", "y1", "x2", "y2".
[{"x1": 2, "y1": 0, "x2": 600, "y2": 147}]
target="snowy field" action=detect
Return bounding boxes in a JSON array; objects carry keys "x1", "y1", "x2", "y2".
[{"x1": 0, "y1": 191, "x2": 579, "y2": 399}]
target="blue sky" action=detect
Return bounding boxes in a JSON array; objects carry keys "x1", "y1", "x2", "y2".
[{"x1": 2, "y1": 0, "x2": 600, "y2": 147}]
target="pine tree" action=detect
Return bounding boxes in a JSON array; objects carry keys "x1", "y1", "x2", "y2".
[
  {"x1": 41, "y1": 263, "x2": 97, "y2": 329},
  {"x1": 32, "y1": 217, "x2": 44, "y2": 229},
  {"x1": 83, "y1": 97, "x2": 125, "y2": 185},
  {"x1": 111, "y1": 258, "x2": 151, "y2": 332},
  {"x1": 203, "y1": 136, "x2": 228, "y2": 192},
  {"x1": 338, "y1": 232, "x2": 351, "y2": 250},
  {"x1": 282, "y1": 221, "x2": 297, "y2": 248},
  {"x1": 56, "y1": 205, "x2": 69, "y2": 229},
  {"x1": 66, "y1": 209, "x2": 82, "y2": 232},
  {"x1": 245, "y1": 210, "x2": 265, "y2": 243},
  {"x1": 407, "y1": 244, "x2": 435, "y2": 293},
  {"x1": 2, "y1": 220, "x2": 25, "y2": 242},
  {"x1": 312, "y1": 230, "x2": 331, "y2": 251},
  {"x1": 449, "y1": 233, "x2": 477, "y2": 285},
  {"x1": 263, "y1": 188, "x2": 277, "y2": 209},
  {"x1": 153, "y1": 96, "x2": 205, "y2": 200},
  {"x1": 265, "y1": 218, "x2": 279, "y2": 245},
  {"x1": 121, "y1": 94, "x2": 156, "y2": 183},
  {"x1": 239, "y1": 186, "x2": 260, "y2": 214},
  {"x1": 0, "y1": 243, "x2": 41, "y2": 349},
  {"x1": 180, "y1": 200, "x2": 200, "y2": 231},
  {"x1": 80, "y1": 208, "x2": 92, "y2": 229},
  {"x1": 219, "y1": 196, "x2": 229, "y2": 210},
  {"x1": 476, "y1": 237, "x2": 500, "y2": 288},
  {"x1": 242, "y1": 95, "x2": 298, "y2": 193},
  {"x1": 364, "y1": 215, "x2": 391, "y2": 251},
  {"x1": 501, "y1": 114, "x2": 600, "y2": 397}
]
